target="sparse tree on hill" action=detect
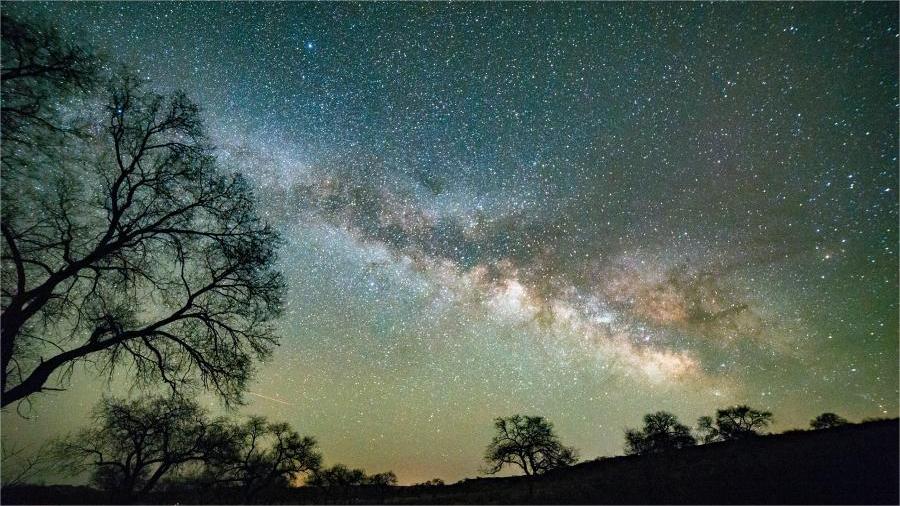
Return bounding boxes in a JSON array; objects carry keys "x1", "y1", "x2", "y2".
[
  {"x1": 697, "y1": 405, "x2": 773, "y2": 442},
  {"x1": 483, "y1": 415, "x2": 578, "y2": 476},
  {"x1": 624, "y1": 411, "x2": 696, "y2": 455},
  {"x1": 810, "y1": 412, "x2": 848, "y2": 430}
]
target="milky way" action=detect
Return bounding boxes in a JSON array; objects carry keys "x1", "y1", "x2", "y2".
[{"x1": 3, "y1": 2, "x2": 897, "y2": 484}]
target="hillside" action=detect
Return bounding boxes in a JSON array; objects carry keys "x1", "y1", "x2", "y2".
[
  {"x1": 3, "y1": 419, "x2": 897, "y2": 504},
  {"x1": 404, "y1": 418, "x2": 899, "y2": 504}
]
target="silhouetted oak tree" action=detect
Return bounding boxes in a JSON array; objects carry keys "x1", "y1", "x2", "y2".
[
  {"x1": 54, "y1": 396, "x2": 214, "y2": 499},
  {"x1": 624, "y1": 411, "x2": 696, "y2": 455},
  {"x1": 1, "y1": 16, "x2": 283, "y2": 408},
  {"x1": 483, "y1": 415, "x2": 578, "y2": 476},
  {"x1": 810, "y1": 412, "x2": 848, "y2": 430},
  {"x1": 697, "y1": 405, "x2": 774, "y2": 442}
]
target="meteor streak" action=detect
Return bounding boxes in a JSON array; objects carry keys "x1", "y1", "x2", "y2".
[{"x1": 247, "y1": 391, "x2": 292, "y2": 406}]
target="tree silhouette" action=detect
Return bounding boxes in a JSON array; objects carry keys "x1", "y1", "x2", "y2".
[
  {"x1": 483, "y1": 415, "x2": 578, "y2": 476},
  {"x1": 308, "y1": 464, "x2": 367, "y2": 487},
  {"x1": 624, "y1": 411, "x2": 696, "y2": 455},
  {"x1": 53, "y1": 396, "x2": 213, "y2": 499},
  {"x1": 364, "y1": 471, "x2": 398, "y2": 486},
  {"x1": 201, "y1": 416, "x2": 321, "y2": 501},
  {"x1": 414, "y1": 478, "x2": 445, "y2": 486},
  {"x1": 1, "y1": 14, "x2": 284, "y2": 408},
  {"x1": 696, "y1": 416, "x2": 719, "y2": 443},
  {"x1": 698, "y1": 405, "x2": 774, "y2": 442},
  {"x1": 810, "y1": 412, "x2": 848, "y2": 430}
]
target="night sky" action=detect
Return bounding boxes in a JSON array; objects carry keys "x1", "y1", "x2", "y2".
[{"x1": 3, "y1": 2, "x2": 898, "y2": 485}]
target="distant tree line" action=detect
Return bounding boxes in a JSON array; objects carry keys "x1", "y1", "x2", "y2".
[
  {"x1": 51, "y1": 395, "x2": 398, "y2": 503},
  {"x1": 34, "y1": 398, "x2": 875, "y2": 502}
]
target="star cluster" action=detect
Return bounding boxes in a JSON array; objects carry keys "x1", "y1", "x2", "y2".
[{"x1": 3, "y1": 2, "x2": 897, "y2": 485}]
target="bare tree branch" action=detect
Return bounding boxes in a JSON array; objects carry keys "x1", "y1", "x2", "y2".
[{"x1": 1, "y1": 15, "x2": 284, "y2": 409}]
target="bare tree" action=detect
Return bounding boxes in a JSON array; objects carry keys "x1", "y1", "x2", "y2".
[
  {"x1": 53, "y1": 396, "x2": 213, "y2": 499},
  {"x1": 1, "y1": 19, "x2": 284, "y2": 407},
  {"x1": 624, "y1": 411, "x2": 696, "y2": 455},
  {"x1": 697, "y1": 405, "x2": 774, "y2": 442},
  {"x1": 483, "y1": 415, "x2": 578, "y2": 476},
  {"x1": 201, "y1": 416, "x2": 321, "y2": 501}
]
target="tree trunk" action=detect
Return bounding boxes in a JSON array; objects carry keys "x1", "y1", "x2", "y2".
[{"x1": 139, "y1": 463, "x2": 171, "y2": 497}]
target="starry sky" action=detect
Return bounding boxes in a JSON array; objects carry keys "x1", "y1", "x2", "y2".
[{"x1": 3, "y1": 2, "x2": 898, "y2": 485}]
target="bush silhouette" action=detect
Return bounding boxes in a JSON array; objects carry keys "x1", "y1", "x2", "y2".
[{"x1": 810, "y1": 412, "x2": 849, "y2": 430}]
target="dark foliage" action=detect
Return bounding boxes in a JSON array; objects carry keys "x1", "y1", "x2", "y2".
[
  {"x1": 365, "y1": 471, "x2": 399, "y2": 486},
  {"x1": 308, "y1": 464, "x2": 367, "y2": 488},
  {"x1": 624, "y1": 411, "x2": 696, "y2": 455},
  {"x1": 305, "y1": 464, "x2": 397, "y2": 504},
  {"x1": 697, "y1": 405, "x2": 773, "y2": 442},
  {"x1": 414, "y1": 478, "x2": 446, "y2": 487},
  {"x1": 810, "y1": 412, "x2": 849, "y2": 430}
]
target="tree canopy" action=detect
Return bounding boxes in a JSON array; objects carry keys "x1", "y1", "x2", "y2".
[
  {"x1": 625, "y1": 411, "x2": 696, "y2": 455},
  {"x1": 810, "y1": 412, "x2": 849, "y2": 430},
  {"x1": 697, "y1": 405, "x2": 774, "y2": 442}
]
